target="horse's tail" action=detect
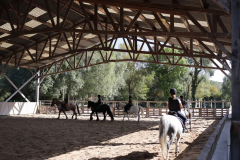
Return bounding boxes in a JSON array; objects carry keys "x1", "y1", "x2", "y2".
[
  {"x1": 159, "y1": 116, "x2": 168, "y2": 159},
  {"x1": 139, "y1": 106, "x2": 144, "y2": 118},
  {"x1": 76, "y1": 104, "x2": 80, "y2": 115},
  {"x1": 107, "y1": 105, "x2": 114, "y2": 120}
]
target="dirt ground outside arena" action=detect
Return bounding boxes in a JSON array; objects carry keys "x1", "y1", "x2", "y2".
[{"x1": 0, "y1": 114, "x2": 220, "y2": 160}]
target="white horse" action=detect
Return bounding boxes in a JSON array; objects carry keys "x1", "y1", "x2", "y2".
[
  {"x1": 181, "y1": 108, "x2": 192, "y2": 129},
  {"x1": 116, "y1": 102, "x2": 144, "y2": 122},
  {"x1": 159, "y1": 115, "x2": 182, "y2": 160}
]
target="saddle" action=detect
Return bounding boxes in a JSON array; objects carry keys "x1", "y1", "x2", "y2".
[
  {"x1": 168, "y1": 111, "x2": 185, "y2": 130},
  {"x1": 61, "y1": 102, "x2": 68, "y2": 110}
]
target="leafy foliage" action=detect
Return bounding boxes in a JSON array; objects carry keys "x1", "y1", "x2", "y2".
[{"x1": 0, "y1": 45, "x2": 230, "y2": 103}]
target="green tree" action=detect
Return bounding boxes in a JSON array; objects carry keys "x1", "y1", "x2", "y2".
[
  {"x1": 221, "y1": 76, "x2": 232, "y2": 101},
  {"x1": 189, "y1": 58, "x2": 214, "y2": 100},
  {"x1": 0, "y1": 75, "x2": 11, "y2": 101},
  {"x1": 146, "y1": 48, "x2": 189, "y2": 100}
]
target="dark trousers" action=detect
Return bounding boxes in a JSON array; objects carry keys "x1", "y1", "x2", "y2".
[
  {"x1": 124, "y1": 104, "x2": 131, "y2": 112},
  {"x1": 177, "y1": 111, "x2": 187, "y2": 124}
]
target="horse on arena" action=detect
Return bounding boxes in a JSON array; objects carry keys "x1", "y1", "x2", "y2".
[
  {"x1": 182, "y1": 107, "x2": 192, "y2": 129},
  {"x1": 116, "y1": 102, "x2": 144, "y2": 122},
  {"x1": 51, "y1": 99, "x2": 80, "y2": 119},
  {"x1": 87, "y1": 101, "x2": 114, "y2": 122},
  {"x1": 159, "y1": 115, "x2": 182, "y2": 160}
]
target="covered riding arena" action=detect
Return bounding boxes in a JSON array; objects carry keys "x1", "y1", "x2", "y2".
[{"x1": 0, "y1": 0, "x2": 239, "y2": 159}]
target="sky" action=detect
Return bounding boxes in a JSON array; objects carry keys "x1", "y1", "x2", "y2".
[
  {"x1": 210, "y1": 70, "x2": 225, "y2": 82},
  {"x1": 115, "y1": 39, "x2": 228, "y2": 83}
]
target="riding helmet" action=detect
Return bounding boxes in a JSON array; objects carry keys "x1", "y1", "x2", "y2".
[{"x1": 170, "y1": 88, "x2": 177, "y2": 95}]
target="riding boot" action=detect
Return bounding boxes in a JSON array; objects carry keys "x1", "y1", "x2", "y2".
[{"x1": 183, "y1": 122, "x2": 188, "y2": 133}]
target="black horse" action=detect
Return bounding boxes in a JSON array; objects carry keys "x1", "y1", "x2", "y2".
[{"x1": 87, "y1": 101, "x2": 114, "y2": 122}]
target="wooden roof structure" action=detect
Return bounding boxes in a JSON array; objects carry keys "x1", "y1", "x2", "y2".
[{"x1": 0, "y1": 0, "x2": 232, "y2": 78}]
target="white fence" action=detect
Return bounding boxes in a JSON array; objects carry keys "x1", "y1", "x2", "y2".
[
  {"x1": 39, "y1": 100, "x2": 229, "y2": 118},
  {"x1": 0, "y1": 102, "x2": 38, "y2": 115}
]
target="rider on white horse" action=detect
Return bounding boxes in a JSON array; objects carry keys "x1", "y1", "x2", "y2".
[
  {"x1": 167, "y1": 88, "x2": 188, "y2": 133},
  {"x1": 124, "y1": 96, "x2": 133, "y2": 112}
]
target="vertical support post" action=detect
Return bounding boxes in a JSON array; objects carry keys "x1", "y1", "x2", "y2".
[
  {"x1": 222, "y1": 100, "x2": 224, "y2": 108},
  {"x1": 35, "y1": 70, "x2": 40, "y2": 107},
  {"x1": 211, "y1": 99, "x2": 212, "y2": 108},
  {"x1": 232, "y1": 0, "x2": 240, "y2": 121},
  {"x1": 214, "y1": 99, "x2": 216, "y2": 108}
]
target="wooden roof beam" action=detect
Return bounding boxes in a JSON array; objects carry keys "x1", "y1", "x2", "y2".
[
  {"x1": 212, "y1": 0, "x2": 230, "y2": 14},
  {"x1": 75, "y1": 0, "x2": 230, "y2": 16}
]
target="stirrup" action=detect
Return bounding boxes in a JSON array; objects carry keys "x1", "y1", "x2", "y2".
[{"x1": 183, "y1": 127, "x2": 188, "y2": 133}]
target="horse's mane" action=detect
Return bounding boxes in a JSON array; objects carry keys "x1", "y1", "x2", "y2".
[{"x1": 53, "y1": 98, "x2": 61, "y2": 102}]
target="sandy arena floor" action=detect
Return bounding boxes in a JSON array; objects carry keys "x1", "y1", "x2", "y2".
[{"x1": 0, "y1": 114, "x2": 220, "y2": 160}]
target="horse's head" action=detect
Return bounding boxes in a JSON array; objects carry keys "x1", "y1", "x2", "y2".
[
  {"x1": 51, "y1": 98, "x2": 57, "y2": 107},
  {"x1": 117, "y1": 102, "x2": 125, "y2": 109}
]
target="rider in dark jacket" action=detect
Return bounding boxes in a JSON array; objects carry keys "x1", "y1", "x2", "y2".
[
  {"x1": 167, "y1": 88, "x2": 188, "y2": 132},
  {"x1": 63, "y1": 94, "x2": 69, "y2": 110},
  {"x1": 124, "y1": 96, "x2": 133, "y2": 112},
  {"x1": 180, "y1": 95, "x2": 186, "y2": 108},
  {"x1": 96, "y1": 95, "x2": 101, "y2": 109}
]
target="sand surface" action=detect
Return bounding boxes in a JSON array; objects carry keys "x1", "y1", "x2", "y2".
[{"x1": 0, "y1": 114, "x2": 220, "y2": 160}]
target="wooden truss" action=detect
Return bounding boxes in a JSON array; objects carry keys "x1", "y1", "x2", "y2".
[{"x1": 0, "y1": 0, "x2": 232, "y2": 79}]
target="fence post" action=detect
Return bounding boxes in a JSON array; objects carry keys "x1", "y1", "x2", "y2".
[
  {"x1": 214, "y1": 99, "x2": 216, "y2": 108},
  {"x1": 211, "y1": 99, "x2": 212, "y2": 108},
  {"x1": 82, "y1": 102, "x2": 84, "y2": 114},
  {"x1": 199, "y1": 108, "x2": 202, "y2": 117},
  {"x1": 222, "y1": 100, "x2": 224, "y2": 108},
  {"x1": 112, "y1": 101, "x2": 115, "y2": 117},
  {"x1": 146, "y1": 101, "x2": 149, "y2": 117}
]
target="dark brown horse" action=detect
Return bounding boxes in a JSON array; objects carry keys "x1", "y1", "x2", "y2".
[{"x1": 51, "y1": 99, "x2": 80, "y2": 119}]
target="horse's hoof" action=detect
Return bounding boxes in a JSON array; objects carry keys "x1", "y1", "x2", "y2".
[
  {"x1": 96, "y1": 119, "x2": 99, "y2": 121},
  {"x1": 111, "y1": 119, "x2": 114, "y2": 122}
]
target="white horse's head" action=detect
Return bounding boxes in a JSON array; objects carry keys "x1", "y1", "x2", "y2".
[{"x1": 117, "y1": 102, "x2": 125, "y2": 109}]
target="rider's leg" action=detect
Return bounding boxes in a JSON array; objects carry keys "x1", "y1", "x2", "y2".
[
  {"x1": 177, "y1": 111, "x2": 187, "y2": 126},
  {"x1": 96, "y1": 104, "x2": 100, "y2": 109},
  {"x1": 124, "y1": 105, "x2": 128, "y2": 112}
]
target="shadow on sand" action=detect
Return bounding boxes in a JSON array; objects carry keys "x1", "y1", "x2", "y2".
[
  {"x1": 0, "y1": 115, "x2": 220, "y2": 160},
  {"x1": 0, "y1": 115, "x2": 158, "y2": 160},
  {"x1": 89, "y1": 151, "x2": 158, "y2": 160}
]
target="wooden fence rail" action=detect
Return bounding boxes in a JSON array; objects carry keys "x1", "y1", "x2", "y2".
[{"x1": 39, "y1": 100, "x2": 229, "y2": 118}]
